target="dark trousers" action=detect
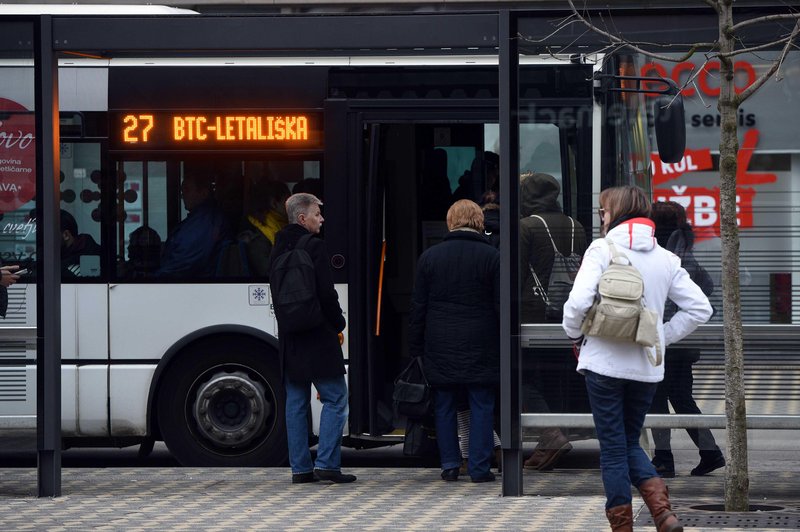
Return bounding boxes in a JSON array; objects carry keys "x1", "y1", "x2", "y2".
[
  {"x1": 650, "y1": 351, "x2": 721, "y2": 459},
  {"x1": 433, "y1": 384, "x2": 495, "y2": 479}
]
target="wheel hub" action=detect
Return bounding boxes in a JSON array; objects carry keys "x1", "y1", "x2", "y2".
[{"x1": 193, "y1": 370, "x2": 271, "y2": 447}]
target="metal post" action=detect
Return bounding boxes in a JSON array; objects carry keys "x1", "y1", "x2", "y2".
[
  {"x1": 34, "y1": 14, "x2": 62, "y2": 498},
  {"x1": 499, "y1": 10, "x2": 522, "y2": 497}
]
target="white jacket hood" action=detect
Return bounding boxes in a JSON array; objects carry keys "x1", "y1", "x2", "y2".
[
  {"x1": 562, "y1": 217, "x2": 712, "y2": 383},
  {"x1": 605, "y1": 217, "x2": 657, "y2": 253}
]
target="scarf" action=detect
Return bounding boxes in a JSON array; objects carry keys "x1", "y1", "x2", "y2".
[{"x1": 249, "y1": 209, "x2": 287, "y2": 245}]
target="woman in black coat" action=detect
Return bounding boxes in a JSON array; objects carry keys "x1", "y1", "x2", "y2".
[{"x1": 409, "y1": 199, "x2": 500, "y2": 483}]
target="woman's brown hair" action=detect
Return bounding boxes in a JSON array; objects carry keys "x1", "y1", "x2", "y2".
[
  {"x1": 599, "y1": 186, "x2": 652, "y2": 228},
  {"x1": 446, "y1": 199, "x2": 484, "y2": 232}
]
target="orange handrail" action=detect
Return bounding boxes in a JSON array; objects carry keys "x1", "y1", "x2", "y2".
[{"x1": 375, "y1": 240, "x2": 386, "y2": 336}]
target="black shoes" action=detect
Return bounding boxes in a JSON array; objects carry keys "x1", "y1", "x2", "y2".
[
  {"x1": 314, "y1": 469, "x2": 357, "y2": 483},
  {"x1": 441, "y1": 467, "x2": 459, "y2": 481},
  {"x1": 651, "y1": 455, "x2": 675, "y2": 478},
  {"x1": 291, "y1": 472, "x2": 319, "y2": 484},
  {"x1": 691, "y1": 454, "x2": 726, "y2": 476},
  {"x1": 471, "y1": 471, "x2": 496, "y2": 483}
]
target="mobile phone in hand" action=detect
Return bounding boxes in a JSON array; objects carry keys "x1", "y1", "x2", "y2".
[{"x1": 11, "y1": 268, "x2": 28, "y2": 276}]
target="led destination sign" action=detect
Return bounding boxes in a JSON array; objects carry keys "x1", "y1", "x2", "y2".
[{"x1": 113, "y1": 111, "x2": 321, "y2": 150}]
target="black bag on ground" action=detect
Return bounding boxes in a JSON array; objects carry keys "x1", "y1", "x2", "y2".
[
  {"x1": 269, "y1": 233, "x2": 324, "y2": 333},
  {"x1": 393, "y1": 357, "x2": 432, "y2": 418},
  {"x1": 403, "y1": 416, "x2": 438, "y2": 458}
]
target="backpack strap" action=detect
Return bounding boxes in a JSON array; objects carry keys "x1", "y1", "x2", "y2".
[
  {"x1": 531, "y1": 214, "x2": 576, "y2": 254},
  {"x1": 530, "y1": 215, "x2": 558, "y2": 253}
]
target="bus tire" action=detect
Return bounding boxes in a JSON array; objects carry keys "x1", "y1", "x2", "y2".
[{"x1": 156, "y1": 339, "x2": 288, "y2": 467}]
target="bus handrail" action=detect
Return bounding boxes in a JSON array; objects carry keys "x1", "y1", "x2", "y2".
[{"x1": 0, "y1": 326, "x2": 37, "y2": 344}]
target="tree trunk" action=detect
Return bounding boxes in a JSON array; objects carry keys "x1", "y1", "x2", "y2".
[{"x1": 718, "y1": 1, "x2": 749, "y2": 512}]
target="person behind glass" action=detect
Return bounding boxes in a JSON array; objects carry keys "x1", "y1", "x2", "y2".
[
  {"x1": 649, "y1": 201, "x2": 725, "y2": 478},
  {"x1": 156, "y1": 172, "x2": 231, "y2": 278},
  {"x1": 60, "y1": 209, "x2": 101, "y2": 277},
  {"x1": 519, "y1": 172, "x2": 587, "y2": 471},
  {"x1": 562, "y1": 186, "x2": 712, "y2": 531},
  {"x1": 409, "y1": 199, "x2": 500, "y2": 483},
  {"x1": 239, "y1": 180, "x2": 291, "y2": 277},
  {"x1": 270, "y1": 193, "x2": 355, "y2": 484},
  {"x1": 0, "y1": 262, "x2": 22, "y2": 319},
  {"x1": 125, "y1": 225, "x2": 163, "y2": 278}
]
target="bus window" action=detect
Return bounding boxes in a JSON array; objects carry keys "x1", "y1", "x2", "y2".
[
  {"x1": 60, "y1": 142, "x2": 103, "y2": 279},
  {"x1": 115, "y1": 157, "x2": 320, "y2": 281}
]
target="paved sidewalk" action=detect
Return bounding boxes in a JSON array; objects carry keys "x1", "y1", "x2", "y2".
[{"x1": 1, "y1": 466, "x2": 798, "y2": 530}]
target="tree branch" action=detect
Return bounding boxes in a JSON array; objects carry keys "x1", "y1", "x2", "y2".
[
  {"x1": 732, "y1": 13, "x2": 800, "y2": 33},
  {"x1": 736, "y1": 18, "x2": 800, "y2": 104},
  {"x1": 566, "y1": 0, "x2": 710, "y2": 62}
]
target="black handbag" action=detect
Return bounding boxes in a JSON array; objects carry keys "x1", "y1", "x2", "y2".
[
  {"x1": 392, "y1": 357, "x2": 432, "y2": 418},
  {"x1": 403, "y1": 416, "x2": 438, "y2": 458}
]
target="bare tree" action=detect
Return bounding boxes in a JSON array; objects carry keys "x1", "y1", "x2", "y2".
[{"x1": 560, "y1": 0, "x2": 800, "y2": 512}]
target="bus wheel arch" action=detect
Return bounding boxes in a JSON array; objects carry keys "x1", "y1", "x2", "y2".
[{"x1": 153, "y1": 331, "x2": 287, "y2": 467}]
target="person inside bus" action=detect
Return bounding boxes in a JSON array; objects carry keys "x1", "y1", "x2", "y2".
[
  {"x1": 649, "y1": 201, "x2": 725, "y2": 478},
  {"x1": 419, "y1": 148, "x2": 453, "y2": 221},
  {"x1": 271, "y1": 192, "x2": 355, "y2": 484},
  {"x1": 60, "y1": 209, "x2": 102, "y2": 278},
  {"x1": 123, "y1": 225, "x2": 163, "y2": 279},
  {"x1": 519, "y1": 173, "x2": 587, "y2": 471},
  {"x1": 155, "y1": 172, "x2": 231, "y2": 278},
  {"x1": 409, "y1": 199, "x2": 500, "y2": 483},
  {"x1": 238, "y1": 180, "x2": 291, "y2": 277},
  {"x1": 292, "y1": 177, "x2": 323, "y2": 200}
]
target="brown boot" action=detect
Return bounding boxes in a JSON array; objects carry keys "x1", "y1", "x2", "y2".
[
  {"x1": 637, "y1": 477, "x2": 683, "y2": 532},
  {"x1": 605, "y1": 504, "x2": 633, "y2": 532},
  {"x1": 523, "y1": 427, "x2": 572, "y2": 470}
]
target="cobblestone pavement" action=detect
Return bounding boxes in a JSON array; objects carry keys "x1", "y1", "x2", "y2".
[{"x1": 1, "y1": 467, "x2": 798, "y2": 530}]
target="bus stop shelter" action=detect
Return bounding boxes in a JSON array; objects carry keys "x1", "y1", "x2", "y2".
[{"x1": 1, "y1": 5, "x2": 787, "y2": 498}]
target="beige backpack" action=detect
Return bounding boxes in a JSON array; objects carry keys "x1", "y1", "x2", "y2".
[{"x1": 580, "y1": 240, "x2": 662, "y2": 365}]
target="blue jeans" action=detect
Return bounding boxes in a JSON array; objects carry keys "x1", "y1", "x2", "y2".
[
  {"x1": 433, "y1": 385, "x2": 495, "y2": 479},
  {"x1": 584, "y1": 370, "x2": 658, "y2": 509},
  {"x1": 285, "y1": 375, "x2": 348, "y2": 474}
]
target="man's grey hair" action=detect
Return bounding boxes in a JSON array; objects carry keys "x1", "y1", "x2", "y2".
[{"x1": 286, "y1": 193, "x2": 323, "y2": 224}]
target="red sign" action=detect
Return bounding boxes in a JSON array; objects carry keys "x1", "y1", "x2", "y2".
[
  {"x1": 650, "y1": 129, "x2": 776, "y2": 242},
  {"x1": 0, "y1": 98, "x2": 36, "y2": 213}
]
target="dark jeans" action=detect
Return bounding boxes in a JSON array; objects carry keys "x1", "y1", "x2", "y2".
[
  {"x1": 433, "y1": 384, "x2": 495, "y2": 479},
  {"x1": 585, "y1": 370, "x2": 658, "y2": 509},
  {"x1": 649, "y1": 353, "x2": 721, "y2": 459}
]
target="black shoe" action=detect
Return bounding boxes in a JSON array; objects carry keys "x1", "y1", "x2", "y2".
[
  {"x1": 691, "y1": 454, "x2": 726, "y2": 476},
  {"x1": 291, "y1": 472, "x2": 319, "y2": 484},
  {"x1": 651, "y1": 456, "x2": 675, "y2": 478},
  {"x1": 441, "y1": 467, "x2": 459, "y2": 481},
  {"x1": 313, "y1": 469, "x2": 357, "y2": 483},
  {"x1": 471, "y1": 471, "x2": 496, "y2": 483}
]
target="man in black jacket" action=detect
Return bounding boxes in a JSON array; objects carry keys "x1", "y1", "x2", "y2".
[{"x1": 270, "y1": 193, "x2": 355, "y2": 484}]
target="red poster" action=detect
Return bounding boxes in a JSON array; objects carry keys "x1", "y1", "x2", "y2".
[{"x1": 0, "y1": 97, "x2": 36, "y2": 213}]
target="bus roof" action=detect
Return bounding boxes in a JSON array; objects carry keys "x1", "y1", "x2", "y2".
[{"x1": 0, "y1": 4, "x2": 198, "y2": 15}]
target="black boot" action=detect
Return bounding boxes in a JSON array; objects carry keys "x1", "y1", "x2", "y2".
[
  {"x1": 691, "y1": 451, "x2": 725, "y2": 476},
  {"x1": 651, "y1": 451, "x2": 675, "y2": 478}
]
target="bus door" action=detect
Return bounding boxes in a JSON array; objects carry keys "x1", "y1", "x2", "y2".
[{"x1": 342, "y1": 108, "x2": 497, "y2": 439}]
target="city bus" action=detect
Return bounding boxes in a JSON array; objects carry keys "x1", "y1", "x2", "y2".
[{"x1": 1, "y1": 10, "x2": 690, "y2": 466}]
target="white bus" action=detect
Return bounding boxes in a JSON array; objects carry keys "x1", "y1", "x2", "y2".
[{"x1": 0, "y1": 10, "x2": 684, "y2": 465}]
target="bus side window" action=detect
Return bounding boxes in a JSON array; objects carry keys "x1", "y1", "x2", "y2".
[{"x1": 60, "y1": 143, "x2": 103, "y2": 279}]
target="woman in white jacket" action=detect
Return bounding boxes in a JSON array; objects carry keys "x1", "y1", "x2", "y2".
[{"x1": 562, "y1": 186, "x2": 712, "y2": 532}]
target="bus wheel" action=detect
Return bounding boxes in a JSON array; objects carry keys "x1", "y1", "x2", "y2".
[{"x1": 157, "y1": 342, "x2": 287, "y2": 466}]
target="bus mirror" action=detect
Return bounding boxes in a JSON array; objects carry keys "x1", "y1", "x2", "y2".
[{"x1": 654, "y1": 93, "x2": 686, "y2": 164}]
